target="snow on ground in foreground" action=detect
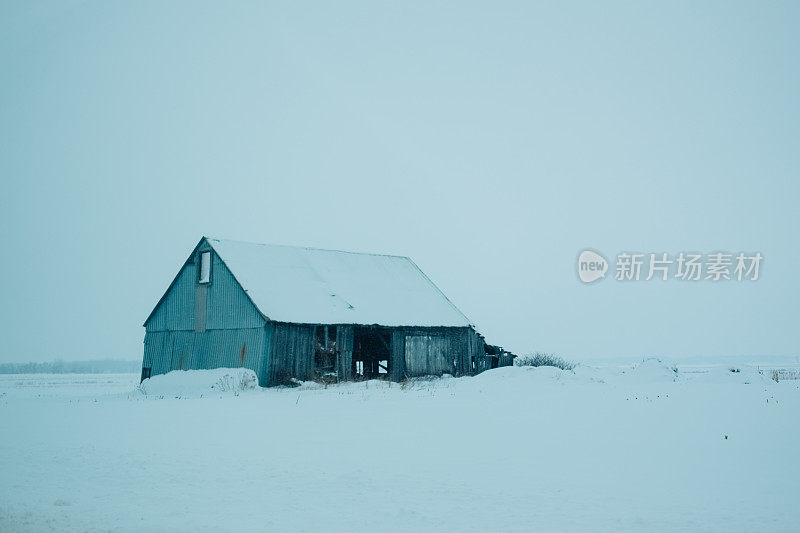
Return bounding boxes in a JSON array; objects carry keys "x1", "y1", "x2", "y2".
[{"x1": 0, "y1": 362, "x2": 798, "y2": 532}]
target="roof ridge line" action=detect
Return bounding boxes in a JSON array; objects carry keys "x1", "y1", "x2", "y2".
[{"x1": 205, "y1": 236, "x2": 409, "y2": 260}]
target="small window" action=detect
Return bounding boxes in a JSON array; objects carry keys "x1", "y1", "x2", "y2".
[{"x1": 198, "y1": 251, "x2": 211, "y2": 284}]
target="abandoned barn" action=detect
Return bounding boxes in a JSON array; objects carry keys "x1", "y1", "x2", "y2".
[{"x1": 142, "y1": 237, "x2": 514, "y2": 386}]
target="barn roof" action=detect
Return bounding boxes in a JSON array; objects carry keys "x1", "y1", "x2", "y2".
[{"x1": 204, "y1": 238, "x2": 473, "y2": 328}]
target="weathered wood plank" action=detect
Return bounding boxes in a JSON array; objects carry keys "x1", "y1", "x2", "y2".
[
  {"x1": 194, "y1": 284, "x2": 207, "y2": 333},
  {"x1": 390, "y1": 329, "x2": 405, "y2": 381},
  {"x1": 336, "y1": 326, "x2": 354, "y2": 381}
]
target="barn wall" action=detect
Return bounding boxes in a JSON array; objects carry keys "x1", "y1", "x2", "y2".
[
  {"x1": 143, "y1": 241, "x2": 269, "y2": 384},
  {"x1": 390, "y1": 326, "x2": 483, "y2": 379},
  {"x1": 261, "y1": 324, "x2": 483, "y2": 384},
  {"x1": 142, "y1": 327, "x2": 267, "y2": 383},
  {"x1": 498, "y1": 353, "x2": 515, "y2": 367},
  {"x1": 145, "y1": 244, "x2": 264, "y2": 333},
  {"x1": 336, "y1": 325, "x2": 354, "y2": 381},
  {"x1": 267, "y1": 322, "x2": 315, "y2": 386},
  {"x1": 145, "y1": 261, "x2": 196, "y2": 333},
  {"x1": 390, "y1": 329, "x2": 405, "y2": 381},
  {"x1": 260, "y1": 323, "x2": 274, "y2": 386},
  {"x1": 144, "y1": 322, "x2": 483, "y2": 386},
  {"x1": 465, "y1": 327, "x2": 484, "y2": 375}
]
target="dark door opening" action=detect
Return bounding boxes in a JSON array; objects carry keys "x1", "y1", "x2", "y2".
[
  {"x1": 352, "y1": 327, "x2": 391, "y2": 379},
  {"x1": 314, "y1": 325, "x2": 338, "y2": 383}
]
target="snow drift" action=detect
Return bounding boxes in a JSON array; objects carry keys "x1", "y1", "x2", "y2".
[
  {"x1": 619, "y1": 358, "x2": 679, "y2": 382},
  {"x1": 138, "y1": 368, "x2": 259, "y2": 396}
]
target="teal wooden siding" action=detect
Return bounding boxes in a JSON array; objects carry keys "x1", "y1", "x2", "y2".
[
  {"x1": 266, "y1": 323, "x2": 315, "y2": 386},
  {"x1": 143, "y1": 328, "x2": 267, "y2": 380},
  {"x1": 143, "y1": 241, "x2": 270, "y2": 385},
  {"x1": 145, "y1": 244, "x2": 265, "y2": 333},
  {"x1": 389, "y1": 326, "x2": 480, "y2": 379}
]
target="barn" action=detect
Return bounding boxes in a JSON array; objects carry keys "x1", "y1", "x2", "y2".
[{"x1": 142, "y1": 237, "x2": 513, "y2": 386}]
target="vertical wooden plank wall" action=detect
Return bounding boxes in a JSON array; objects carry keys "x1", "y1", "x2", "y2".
[
  {"x1": 336, "y1": 326, "x2": 354, "y2": 381},
  {"x1": 451, "y1": 328, "x2": 470, "y2": 377},
  {"x1": 194, "y1": 285, "x2": 207, "y2": 333},
  {"x1": 262, "y1": 324, "x2": 484, "y2": 385},
  {"x1": 268, "y1": 323, "x2": 315, "y2": 385},
  {"x1": 390, "y1": 329, "x2": 406, "y2": 381},
  {"x1": 394, "y1": 327, "x2": 484, "y2": 379}
]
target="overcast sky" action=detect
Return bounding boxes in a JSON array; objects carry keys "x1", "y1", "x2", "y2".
[{"x1": 1, "y1": 1, "x2": 798, "y2": 363}]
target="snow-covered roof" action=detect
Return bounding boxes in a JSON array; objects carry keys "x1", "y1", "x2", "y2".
[{"x1": 206, "y1": 238, "x2": 473, "y2": 328}]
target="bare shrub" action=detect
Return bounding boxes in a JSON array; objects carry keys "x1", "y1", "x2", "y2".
[{"x1": 514, "y1": 352, "x2": 575, "y2": 371}]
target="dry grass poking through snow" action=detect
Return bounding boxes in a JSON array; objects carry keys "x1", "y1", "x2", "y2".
[{"x1": 515, "y1": 352, "x2": 575, "y2": 370}]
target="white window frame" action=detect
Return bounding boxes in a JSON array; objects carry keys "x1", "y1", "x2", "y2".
[{"x1": 198, "y1": 251, "x2": 212, "y2": 284}]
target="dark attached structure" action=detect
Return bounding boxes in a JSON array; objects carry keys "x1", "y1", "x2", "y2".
[{"x1": 142, "y1": 237, "x2": 512, "y2": 386}]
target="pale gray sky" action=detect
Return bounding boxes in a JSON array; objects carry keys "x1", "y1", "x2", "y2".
[{"x1": 1, "y1": 1, "x2": 798, "y2": 363}]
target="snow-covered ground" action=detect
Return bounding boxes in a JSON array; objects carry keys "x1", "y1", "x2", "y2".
[{"x1": 1, "y1": 361, "x2": 798, "y2": 532}]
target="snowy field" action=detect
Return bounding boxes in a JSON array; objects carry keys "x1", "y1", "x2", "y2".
[{"x1": 1, "y1": 362, "x2": 799, "y2": 532}]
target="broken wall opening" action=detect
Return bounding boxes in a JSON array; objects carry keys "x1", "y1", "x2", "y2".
[
  {"x1": 314, "y1": 325, "x2": 338, "y2": 383},
  {"x1": 352, "y1": 326, "x2": 391, "y2": 379}
]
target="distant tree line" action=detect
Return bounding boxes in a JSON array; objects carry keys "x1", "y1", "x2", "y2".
[{"x1": 0, "y1": 359, "x2": 141, "y2": 374}]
